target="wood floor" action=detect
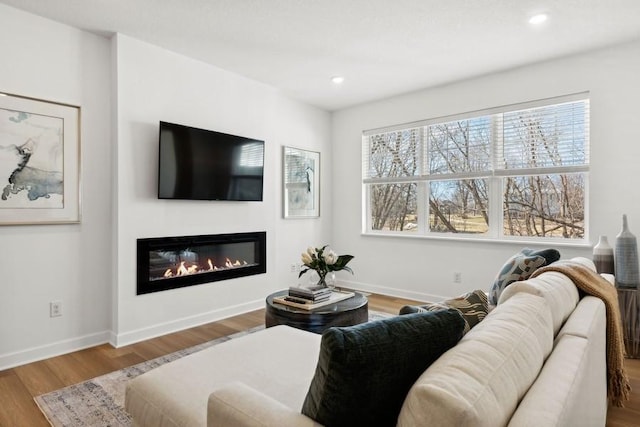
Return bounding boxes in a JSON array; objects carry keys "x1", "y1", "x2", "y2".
[{"x1": 0, "y1": 293, "x2": 639, "y2": 426}]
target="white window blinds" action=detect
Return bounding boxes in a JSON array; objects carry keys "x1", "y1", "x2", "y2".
[
  {"x1": 497, "y1": 99, "x2": 589, "y2": 176},
  {"x1": 363, "y1": 94, "x2": 589, "y2": 181},
  {"x1": 363, "y1": 128, "x2": 421, "y2": 182}
]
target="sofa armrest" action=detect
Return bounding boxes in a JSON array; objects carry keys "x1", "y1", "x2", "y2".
[{"x1": 207, "y1": 382, "x2": 322, "y2": 427}]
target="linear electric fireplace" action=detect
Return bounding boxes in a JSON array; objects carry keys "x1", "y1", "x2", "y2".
[{"x1": 137, "y1": 231, "x2": 266, "y2": 295}]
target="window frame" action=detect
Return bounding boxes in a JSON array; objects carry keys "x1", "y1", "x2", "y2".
[{"x1": 362, "y1": 93, "x2": 590, "y2": 244}]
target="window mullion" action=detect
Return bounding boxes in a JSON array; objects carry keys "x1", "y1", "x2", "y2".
[
  {"x1": 417, "y1": 182, "x2": 427, "y2": 234},
  {"x1": 490, "y1": 113, "x2": 502, "y2": 238},
  {"x1": 488, "y1": 177, "x2": 502, "y2": 239},
  {"x1": 418, "y1": 127, "x2": 427, "y2": 234},
  {"x1": 363, "y1": 183, "x2": 371, "y2": 233}
]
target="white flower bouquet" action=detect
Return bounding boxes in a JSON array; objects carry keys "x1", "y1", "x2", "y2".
[{"x1": 299, "y1": 245, "x2": 354, "y2": 287}]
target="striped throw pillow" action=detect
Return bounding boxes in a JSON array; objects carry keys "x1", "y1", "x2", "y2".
[{"x1": 399, "y1": 289, "x2": 489, "y2": 334}]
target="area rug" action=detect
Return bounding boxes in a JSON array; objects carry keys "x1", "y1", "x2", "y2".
[{"x1": 35, "y1": 311, "x2": 391, "y2": 427}]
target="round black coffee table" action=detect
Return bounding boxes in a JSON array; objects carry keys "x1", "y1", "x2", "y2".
[{"x1": 265, "y1": 290, "x2": 368, "y2": 334}]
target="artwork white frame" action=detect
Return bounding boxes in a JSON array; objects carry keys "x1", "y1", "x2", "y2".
[
  {"x1": 0, "y1": 92, "x2": 81, "y2": 225},
  {"x1": 283, "y1": 146, "x2": 320, "y2": 218}
]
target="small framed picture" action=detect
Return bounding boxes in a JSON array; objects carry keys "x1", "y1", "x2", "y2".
[
  {"x1": 283, "y1": 146, "x2": 320, "y2": 218},
  {"x1": 0, "y1": 92, "x2": 81, "y2": 225}
]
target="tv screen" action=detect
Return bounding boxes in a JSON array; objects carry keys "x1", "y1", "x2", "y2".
[{"x1": 158, "y1": 121, "x2": 264, "y2": 201}]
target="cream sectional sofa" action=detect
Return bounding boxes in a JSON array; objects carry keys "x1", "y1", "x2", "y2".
[{"x1": 125, "y1": 257, "x2": 608, "y2": 427}]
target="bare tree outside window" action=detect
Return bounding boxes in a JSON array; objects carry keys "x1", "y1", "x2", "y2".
[
  {"x1": 367, "y1": 129, "x2": 419, "y2": 231},
  {"x1": 501, "y1": 102, "x2": 587, "y2": 238},
  {"x1": 427, "y1": 118, "x2": 490, "y2": 233},
  {"x1": 363, "y1": 96, "x2": 588, "y2": 241},
  {"x1": 370, "y1": 183, "x2": 417, "y2": 231},
  {"x1": 429, "y1": 179, "x2": 489, "y2": 233},
  {"x1": 503, "y1": 174, "x2": 584, "y2": 238}
]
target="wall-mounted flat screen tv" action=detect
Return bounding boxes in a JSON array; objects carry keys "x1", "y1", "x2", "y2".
[{"x1": 158, "y1": 121, "x2": 264, "y2": 201}]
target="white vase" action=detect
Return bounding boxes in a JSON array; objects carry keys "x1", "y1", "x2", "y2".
[{"x1": 593, "y1": 235, "x2": 615, "y2": 274}]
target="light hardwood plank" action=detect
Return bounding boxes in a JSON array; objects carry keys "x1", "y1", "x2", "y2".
[
  {"x1": 0, "y1": 370, "x2": 50, "y2": 427},
  {"x1": 13, "y1": 361, "x2": 64, "y2": 396}
]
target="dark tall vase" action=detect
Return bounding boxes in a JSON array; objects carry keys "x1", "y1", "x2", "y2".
[{"x1": 615, "y1": 215, "x2": 640, "y2": 288}]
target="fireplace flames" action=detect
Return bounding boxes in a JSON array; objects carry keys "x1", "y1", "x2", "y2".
[{"x1": 162, "y1": 257, "x2": 248, "y2": 279}]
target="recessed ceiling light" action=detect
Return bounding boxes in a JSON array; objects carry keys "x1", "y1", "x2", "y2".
[
  {"x1": 331, "y1": 76, "x2": 345, "y2": 84},
  {"x1": 529, "y1": 13, "x2": 548, "y2": 25}
]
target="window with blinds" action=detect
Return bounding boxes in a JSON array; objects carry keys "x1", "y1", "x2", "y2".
[{"x1": 362, "y1": 93, "x2": 589, "y2": 241}]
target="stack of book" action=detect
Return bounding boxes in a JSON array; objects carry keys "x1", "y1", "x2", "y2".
[
  {"x1": 274, "y1": 289, "x2": 354, "y2": 310},
  {"x1": 288, "y1": 285, "x2": 332, "y2": 303}
]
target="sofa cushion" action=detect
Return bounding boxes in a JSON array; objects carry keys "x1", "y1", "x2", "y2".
[
  {"x1": 397, "y1": 292, "x2": 554, "y2": 427},
  {"x1": 555, "y1": 295, "x2": 606, "y2": 342},
  {"x1": 208, "y1": 382, "x2": 320, "y2": 427},
  {"x1": 498, "y1": 256, "x2": 594, "y2": 334},
  {"x1": 125, "y1": 325, "x2": 322, "y2": 427},
  {"x1": 507, "y1": 334, "x2": 597, "y2": 427},
  {"x1": 489, "y1": 248, "x2": 560, "y2": 305},
  {"x1": 301, "y1": 310, "x2": 465, "y2": 427},
  {"x1": 498, "y1": 272, "x2": 579, "y2": 335},
  {"x1": 399, "y1": 289, "x2": 489, "y2": 334},
  {"x1": 548, "y1": 296, "x2": 608, "y2": 426}
]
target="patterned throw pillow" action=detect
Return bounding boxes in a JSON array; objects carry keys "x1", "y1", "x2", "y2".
[
  {"x1": 488, "y1": 248, "x2": 560, "y2": 305},
  {"x1": 399, "y1": 289, "x2": 489, "y2": 334}
]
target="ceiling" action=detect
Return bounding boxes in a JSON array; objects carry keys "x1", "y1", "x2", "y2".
[{"x1": 2, "y1": 0, "x2": 640, "y2": 111}]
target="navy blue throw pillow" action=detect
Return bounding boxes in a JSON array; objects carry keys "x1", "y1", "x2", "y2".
[
  {"x1": 521, "y1": 248, "x2": 561, "y2": 265},
  {"x1": 301, "y1": 310, "x2": 465, "y2": 427}
]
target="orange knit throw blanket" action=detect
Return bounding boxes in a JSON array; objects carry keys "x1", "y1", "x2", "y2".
[{"x1": 531, "y1": 261, "x2": 631, "y2": 407}]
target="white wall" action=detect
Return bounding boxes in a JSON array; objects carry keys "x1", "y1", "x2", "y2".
[
  {"x1": 0, "y1": 5, "x2": 331, "y2": 368},
  {"x1": 113, "y1": 35, "x2": 332, "y2": 345},
  {"x1": 332, "y1": 40, "x2": 640, "y2": 301},
  {"x1": 0, "y1": 4, "x2": 112, "y2": 369}
]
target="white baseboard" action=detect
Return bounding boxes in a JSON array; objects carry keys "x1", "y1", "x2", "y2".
[
  {"x1": 1, "y1": 300, "x2": 264, "y2": 370},
  {"x1": 338, "y1": 279, "x2": 446, "y2": 303},
  {"x1": 111, "y1": 299, "x2": 264, "y2": 347},
  {"x1": 0, "y1": 331, "x2": 111, "y2": 371}
]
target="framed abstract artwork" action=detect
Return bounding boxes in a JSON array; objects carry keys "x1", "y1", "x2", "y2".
[
  {"x1": 283, "y1": 146, "x2": 320, "y2": 218},
  {"x1": 0, "y1": 92, "x2": 81, "y2": 225}
]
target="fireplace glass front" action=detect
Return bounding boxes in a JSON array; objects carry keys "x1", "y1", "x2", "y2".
[{"x1": 137, "y1": 231, "x2": 266, "y2": 295}]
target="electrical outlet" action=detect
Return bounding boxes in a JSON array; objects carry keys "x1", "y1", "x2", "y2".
[
  {"x1": 453, "y1": 272, "x2": 462, "y2": 284},
  {"x1": 50, "y1": 301, "x2": 62, "y2": 317},
  {"x1": 290, "y1": 264, "x2": 297, "y2": 273}
]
